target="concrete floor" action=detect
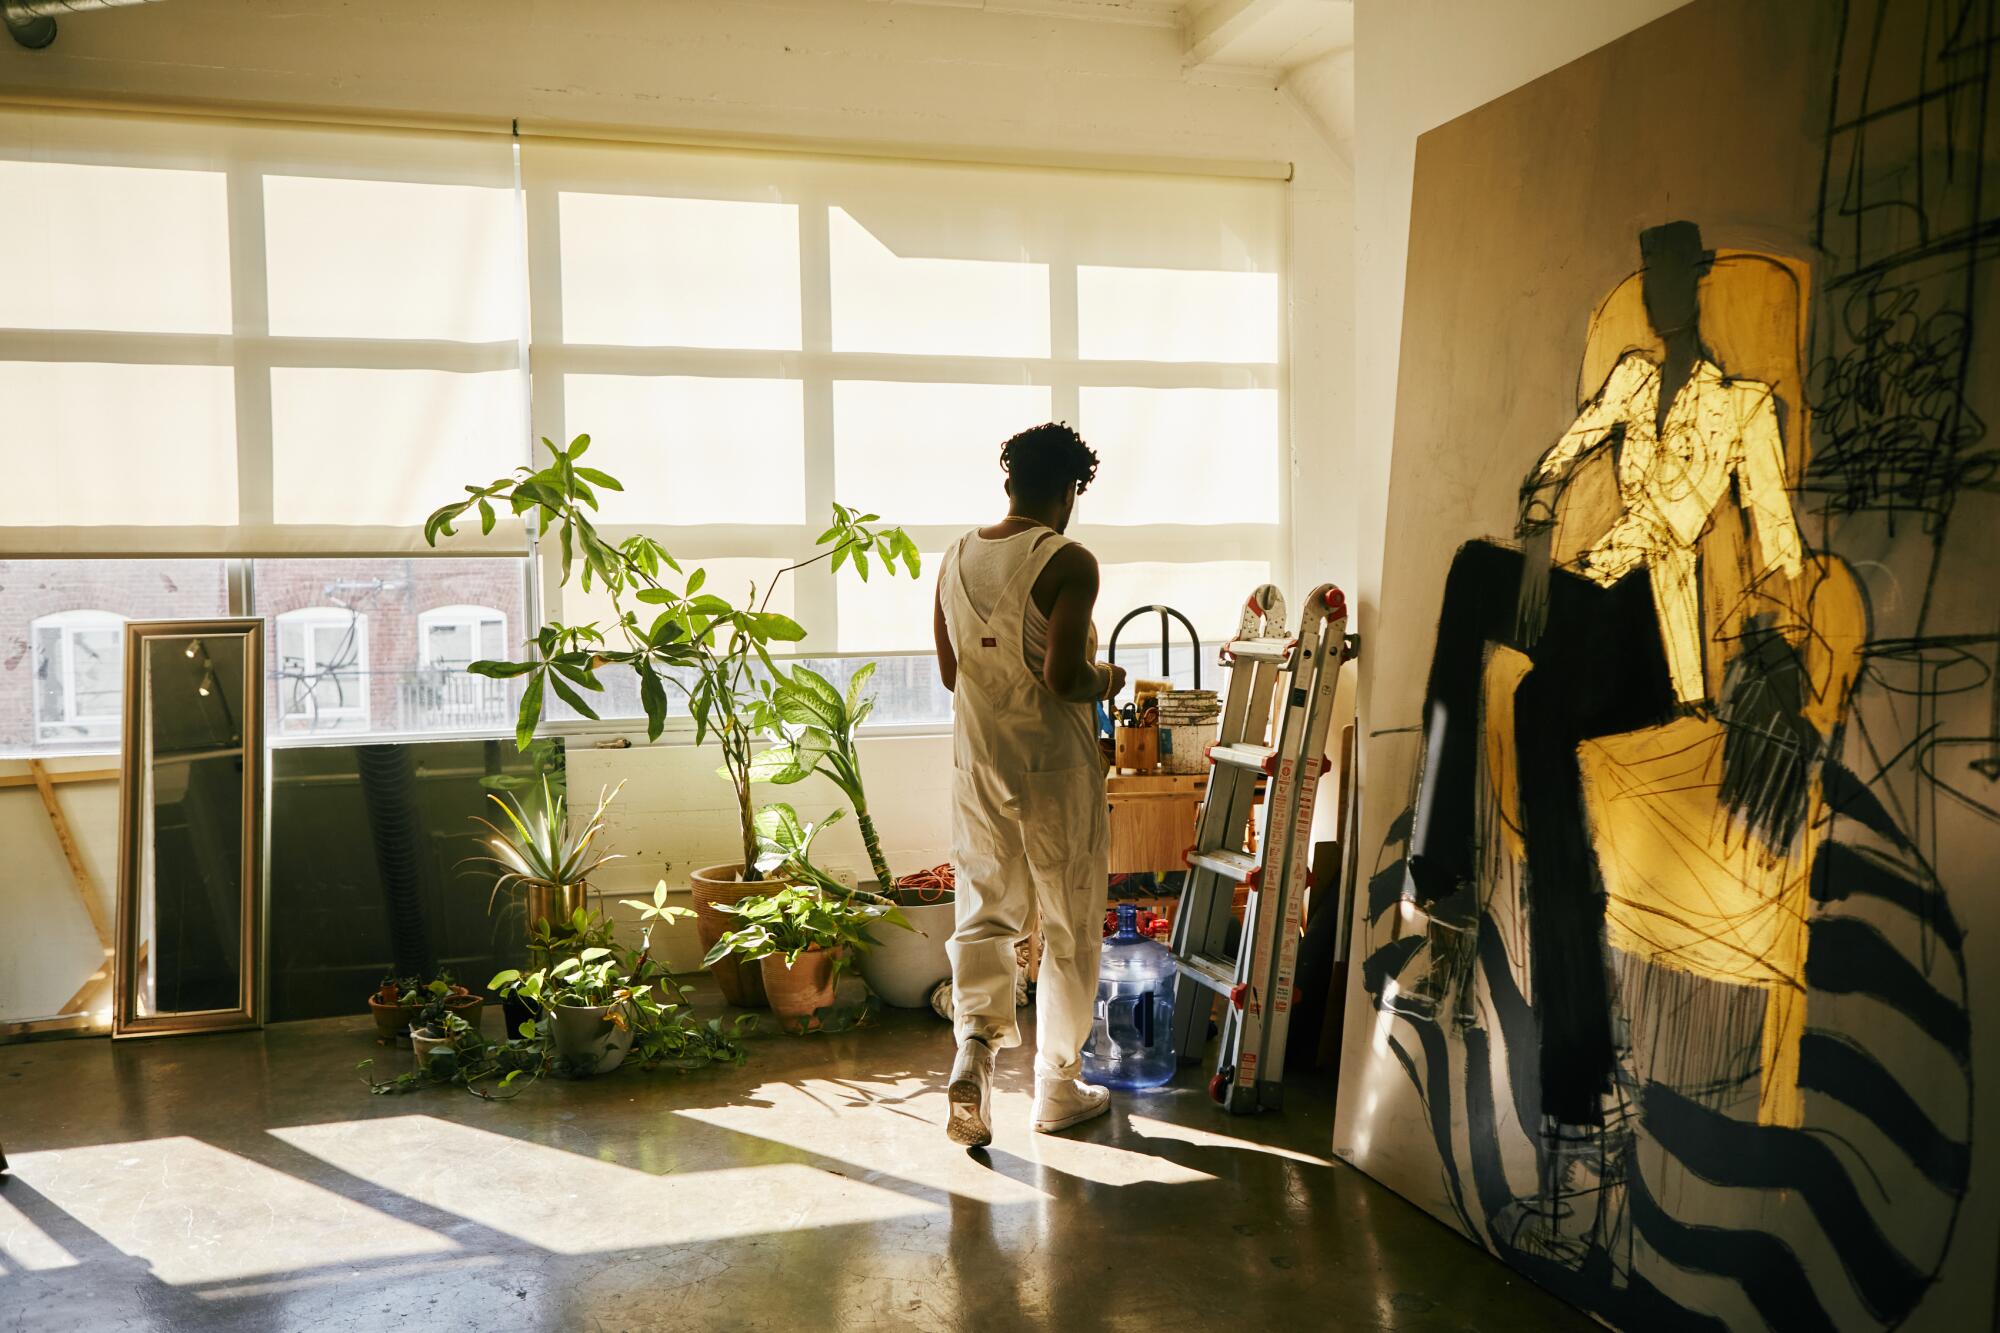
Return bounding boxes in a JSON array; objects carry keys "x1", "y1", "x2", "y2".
[{"x1": 0, "y1": 993, "x2": 1592, "y2": 1332}]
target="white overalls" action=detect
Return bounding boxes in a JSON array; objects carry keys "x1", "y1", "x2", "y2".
[{"x1": 941, "y1": 528, "x2": 1110, "y2": 1081}]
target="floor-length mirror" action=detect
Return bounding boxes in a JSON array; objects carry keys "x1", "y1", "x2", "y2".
[{"x1": 114, "y1": 620, "x2": 264, "y2": 1037}]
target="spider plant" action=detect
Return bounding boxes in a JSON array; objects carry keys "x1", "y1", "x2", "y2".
[{"x1": 471, "y1": 778, "x2": 625, "y2": 930}]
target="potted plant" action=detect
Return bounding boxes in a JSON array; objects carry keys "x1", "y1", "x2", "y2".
[
  {"x1": 753, "y1": 661, "x2": 955, "y2": 1007},
  {"x1": 704, "y1": 804, "x2": 910, "y2": 1031},
  {"x1": 424, "y1": 435, "x2": 919, "y2": 1006},
  {"x1": 472, "y1": 778, "x2": 624, "y2": 948},
  {"x1": 491, "y1": 888, "x2": 743, "y2": 1077},
  {"x1": 408, "y1": 1000, "x2": 483, "y2": 1075},
  {"x1": 367, "y1": 972, "x2": 483, "y2": 1044}
]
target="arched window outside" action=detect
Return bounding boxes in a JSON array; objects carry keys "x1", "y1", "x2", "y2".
[
  {"x1": 32, "y1": 609, "x2": 126, "y2": 743},
  {"x1": 275, "y1": 606, "x2": 369, "y2": 730}
]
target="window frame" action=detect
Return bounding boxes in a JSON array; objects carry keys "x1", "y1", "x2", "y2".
[
  {"x1": 31, "y1": 608, "x2": 128, "y2": 742},
  {"x1": 274, "y1": 604, "x2": 371, "y2": 728}
]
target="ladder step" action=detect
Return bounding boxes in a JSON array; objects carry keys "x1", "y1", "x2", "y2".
[
  {"x1": 1175, "y1": 951, "x2": 1239, "y2": 996},
  {"x1": 1207, "y1": 741, "x2": 1276, "y2": 773},
  {"x1": 1223, "y1": 636, "x2": 1294, "y2": 663},
  {"x1": 1184, "y1": 847, "x2": 1262, "y2": 886}
]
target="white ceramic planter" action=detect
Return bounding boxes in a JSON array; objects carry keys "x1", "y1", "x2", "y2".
[
  {"x1": 547, "y1": 1001, "x2": 637, "y2": 1075},
  {"x1": 859, "y1": 896, "x2": 956, "y2": 1009}
]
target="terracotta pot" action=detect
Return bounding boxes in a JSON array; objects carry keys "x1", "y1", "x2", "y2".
[
  {"x1": 690, "y1": 863, "x2": 791, "y2": 1008},
  {"x1": 368, "y1": 984, "x2": 477, "y2": 1044},
  {"x1": 760, "y1": 948, "x2": 841, "y2": 1031}
]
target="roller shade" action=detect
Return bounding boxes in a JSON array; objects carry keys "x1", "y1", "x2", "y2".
[
  {"x1": 520, "y1": 137, "x2": 1286, "y2": 651},
  {"x1": 0, "y1": 106, "x2": 530, "y2": 557}
]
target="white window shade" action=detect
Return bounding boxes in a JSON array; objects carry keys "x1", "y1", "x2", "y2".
[
  {"x1": 522, "y1": 137, "x2": 1285, "y2": 660},
  {"x1": 0, "y1": 106, "x2": 528, "y2": 558}
]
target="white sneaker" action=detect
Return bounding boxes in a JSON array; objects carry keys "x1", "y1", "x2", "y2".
[
  {"x1": 1031, "y1": 1076, "x2": 1111, "y2": 1134},
  {"x1": 946, "y1": 1039, "x2": 995, "y2": 1147}
]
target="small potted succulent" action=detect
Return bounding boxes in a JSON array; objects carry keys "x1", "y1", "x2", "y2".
[
  {"x1": 703, "y1": 804, "x2": 909, "y2": 1031},
  {"x1": 368, "y1": 972, "x2": 482, "y2": 1044}
]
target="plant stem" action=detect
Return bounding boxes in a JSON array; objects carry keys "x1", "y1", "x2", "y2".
[{"x1": 853, "y1": 799, "x2": 892, "y2": 889}]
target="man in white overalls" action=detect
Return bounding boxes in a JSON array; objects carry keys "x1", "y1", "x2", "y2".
[{"x1": 933, "y1": 423, "x2": 1126, "y2": 1147}]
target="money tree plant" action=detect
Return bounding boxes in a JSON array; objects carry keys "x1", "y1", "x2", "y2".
[{"x1": 424, "y1": 434, "x2": 920, "y2": 881}]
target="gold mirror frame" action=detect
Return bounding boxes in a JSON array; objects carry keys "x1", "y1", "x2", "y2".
[{"x1": 113, "y1": 618, "x2": 265, "y2": 1038}]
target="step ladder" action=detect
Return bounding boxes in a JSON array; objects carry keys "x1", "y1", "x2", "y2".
[{"x1": 1169, "y1": 581, "x2": 1349, "y2": 1113}]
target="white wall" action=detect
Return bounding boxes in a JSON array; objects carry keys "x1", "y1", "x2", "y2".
[
  {"x1": 1345, "y1": 0, "x2": 1688, "y2": 867},
  {"x1": 0, "y1": 0, "x2": 1356, "y2": 1007}
]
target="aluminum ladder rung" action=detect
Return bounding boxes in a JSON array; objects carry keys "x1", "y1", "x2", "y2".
[
  {"x1": 1222, "y1": 636, "x2": 1294, "y2": 664},
  {"x1": 1185, "y1": 847, "x2": 1261, "y2": 885},
  {"x1": 1176, "y1": 951, "x2": 1239, "y2": 996},
  {"x1": 1207, "y1": 741, "x2": 1276, "y2": 773}
]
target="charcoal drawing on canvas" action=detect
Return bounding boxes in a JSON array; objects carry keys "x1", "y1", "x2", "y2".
[{"x1": 1336, "y1": 2, "x2": 1995, "y2": 1329}]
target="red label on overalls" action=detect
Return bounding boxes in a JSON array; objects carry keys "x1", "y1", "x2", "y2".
[{"x1": 981, "y1": 637, "x2": 997, "y2": 647}]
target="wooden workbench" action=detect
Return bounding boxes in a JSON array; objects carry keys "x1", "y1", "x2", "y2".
[{"x1": 1106, "y1": 772, "x2": 1208, "y2": 874}]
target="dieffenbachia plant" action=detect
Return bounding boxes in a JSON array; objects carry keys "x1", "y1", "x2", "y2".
[
  {"x1": 424, "y1": 434, "x2": 920, "y2": 880},
  {"x1": 751, "y1": 661, "x2": 895, "y2": 889}
]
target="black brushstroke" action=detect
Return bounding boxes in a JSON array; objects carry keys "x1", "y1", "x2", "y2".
[
  {"x1": 1805, "y1": 917, "x2": 1970, "y2": 1061},
  {"x1": 1797, "y1": 1030, "x2": 1971, "y2": 1191},
  {"x1": 1368, "y1": 859, "x2": 1408, "y2": 920},
  {"x1": 1717, "y1": 615, "x2": 1825, "y2": 849},
  {"x1": 1643, "y1": 1080, "x2": 1927, "y2": 1323},
  {"x1": 1360, "y1": 933, "x2": 1424, "y2": 1001},
  {"x1": 1819, "y1": 756, "x2": 1917, "y2": 853},
  {"x1": 1627, "y1": 1156, "x2": 1837, "y2": 1333},
  {"x1": 1808, "y1": 841, "x2": 1963, "y2": 952}
]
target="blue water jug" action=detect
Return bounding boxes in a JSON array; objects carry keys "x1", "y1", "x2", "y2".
[{"x1": 1083, "y1": 904, "x2": 1177, "y2": 1089}]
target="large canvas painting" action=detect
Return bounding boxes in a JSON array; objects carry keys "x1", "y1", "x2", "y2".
[{"x1": 1332, "y1": 1, "x2": 1999, "y2": 1328}]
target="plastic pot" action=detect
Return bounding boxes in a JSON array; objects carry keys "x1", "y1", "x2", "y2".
[{"x1": 410, "y1": 1025, "x2": 453, "y2": 1072}]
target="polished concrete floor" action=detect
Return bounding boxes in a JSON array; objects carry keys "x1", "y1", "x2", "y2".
[{"x1": 0, "y1": 993, "x2": 1591, "y2": 1332}]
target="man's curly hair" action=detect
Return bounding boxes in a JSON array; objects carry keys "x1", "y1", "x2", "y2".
[{"x1": 1000, "y1": 422, "x2": 1099, "y2": 500}]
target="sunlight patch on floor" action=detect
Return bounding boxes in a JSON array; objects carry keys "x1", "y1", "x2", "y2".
[
  {"x1": 3, "y1": 1137, "x2": 456, "y2": 1284},
  {"x1": 270, "y1": 1115, "x2": 936, "y2": 1254},
  {"x1": 677, "y1": 1077, "x2": 1213, "y2": 1196}
]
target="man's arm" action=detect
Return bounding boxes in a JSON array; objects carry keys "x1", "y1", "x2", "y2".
[
  {"x1": 1041, "y1": 543, "x2": 1122, "y2": 702},
  {"x1": 1519, "y1": 354, "x2": 1645, "y2": 532},
  {"x1": 933, "y1": 581, "x2": 957, "y2": 693}
]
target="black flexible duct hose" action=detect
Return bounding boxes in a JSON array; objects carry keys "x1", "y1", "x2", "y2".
[{"x1": 357, "y1": 744, "x2": 433, "y2": 979}]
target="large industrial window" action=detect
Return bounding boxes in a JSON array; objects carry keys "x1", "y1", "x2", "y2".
[
  {"x1": 3, "y1": 106, "x2": 1287, "y2": 747},
  {"x1": 523, "y1": 141, "x2": 1286, "y2": 728}
]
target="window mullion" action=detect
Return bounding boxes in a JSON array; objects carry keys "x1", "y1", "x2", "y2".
[
  {"x1": 225, "y1": 162, "x2": 275, "y2": 537},
  {"x1": 797, "y1": 198, "x2": 837, "y2": 644}
]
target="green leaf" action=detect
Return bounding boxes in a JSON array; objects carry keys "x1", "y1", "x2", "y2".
[
  {"x1": 574, "y1": 466, "x2": 623, "y2": 491},
  {"x1": 845, "y1": 660, "x2": 877, "y2": 715},
  {"x1": 468, "y1": 659, "x2": 536, "y2": 679},
  {"x1": 639, "y1": 666, "x2": 667, "y2": 743},
  {"x1": 688, "y1": 594, "x2": 732, "y2": 616},
  {"x1": 546, "y1": 671, "x2": 601, "y2": 721},
  {"x1": 516, "y1": 674, "x2": 545, "y2": 751},
  {"x1": 831, "y1": 545, "x2": 848, "y2": 573},
  {"x1": 568, "y1": 432, "x2": 591, "y2": 458},
  {"x1": 686, "y1": 567, "x2": 706, "y2": 595},
  {"x1": 755, "y1": 612, "x2": 807, "y2": 642},
  {"x1": 853, "y1": 550, "x2": 870, "y2": 582},
  {"x1": 478, "y1": 498, "x2": 497, "y2": 535}
]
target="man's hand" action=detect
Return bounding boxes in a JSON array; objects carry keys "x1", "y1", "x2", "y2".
[{"x1": 1103, "y1": 663, "x2": 1128, "y2": 699}]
